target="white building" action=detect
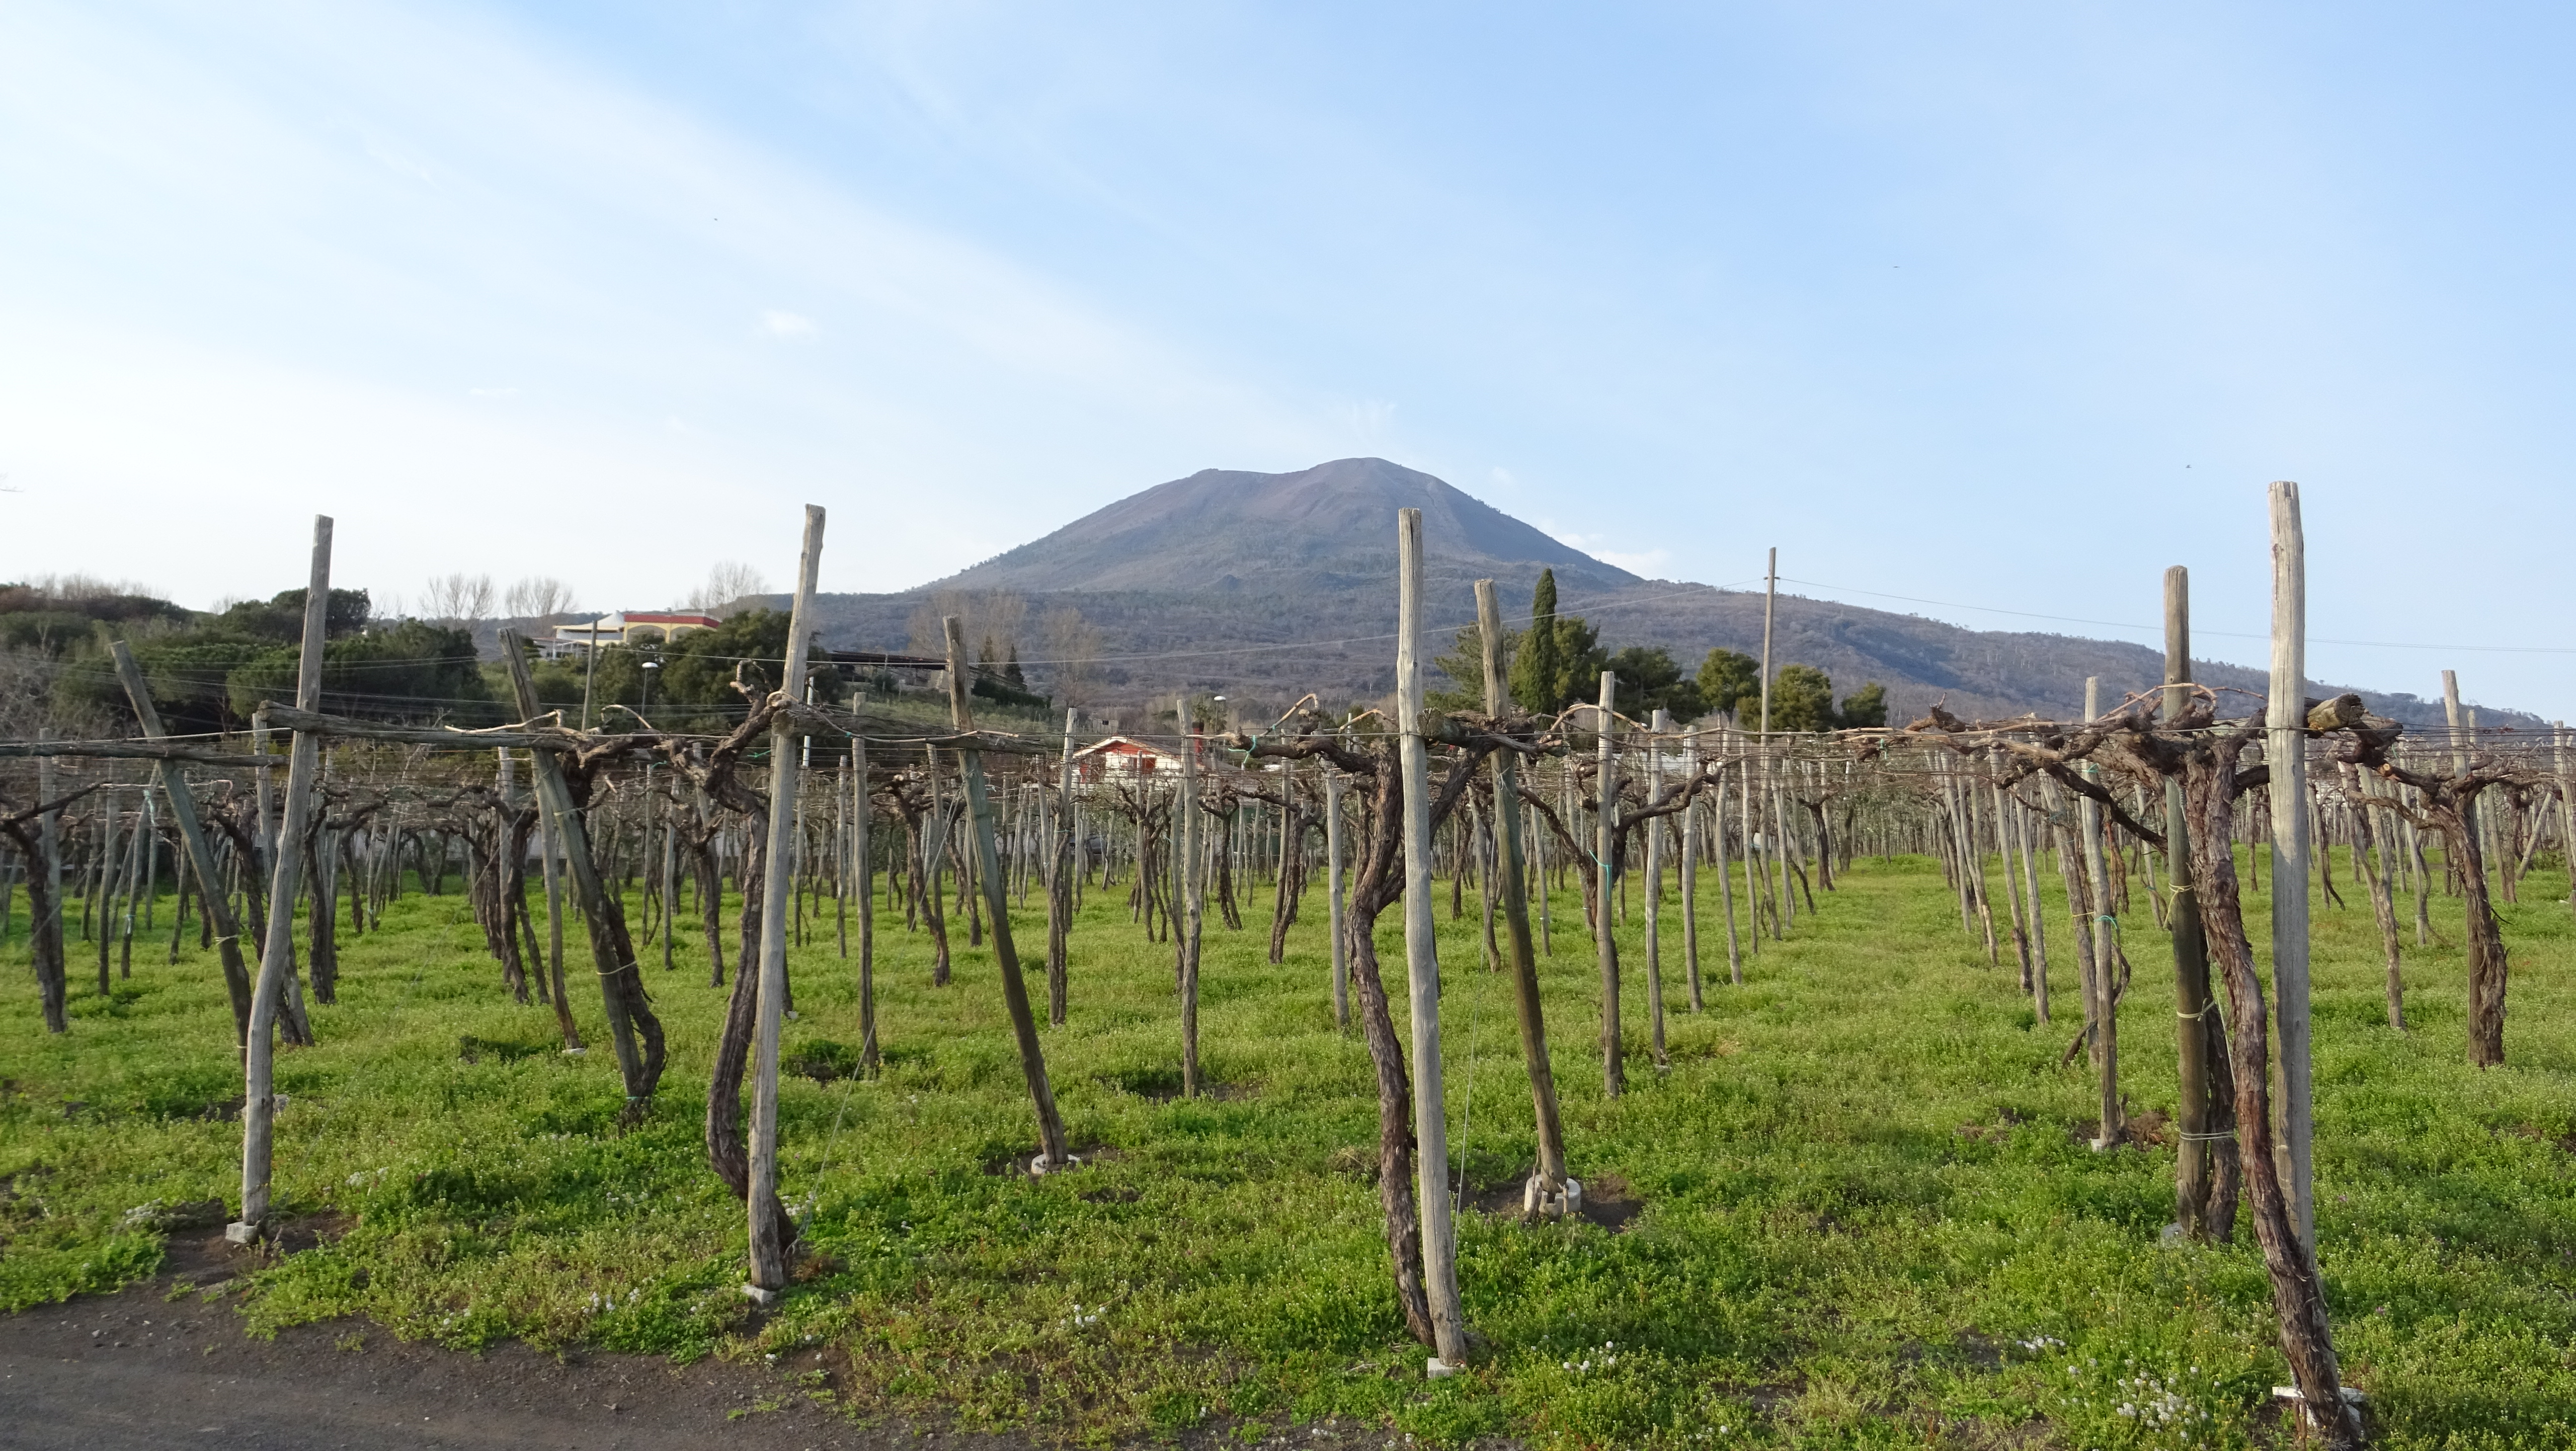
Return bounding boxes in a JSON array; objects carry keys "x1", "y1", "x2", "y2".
[{"x1": 540, "y1": 611, "x2": 721, "y2": 659}]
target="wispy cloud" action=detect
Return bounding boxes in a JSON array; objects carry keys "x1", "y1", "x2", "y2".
[{"x1": 760, "y1": 310, "x2": 817, "y2": 339}]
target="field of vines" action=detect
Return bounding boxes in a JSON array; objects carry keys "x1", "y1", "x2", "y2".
[{"x1": 4, "y1": 800, "x2": 2575, "y2": 1448}]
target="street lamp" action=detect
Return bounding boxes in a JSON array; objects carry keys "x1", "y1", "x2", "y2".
[{"x1": 641, "y1": 657, "x2": 660, "y2": 717}]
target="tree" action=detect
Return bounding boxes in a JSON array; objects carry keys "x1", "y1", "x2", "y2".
[
  {"x1": 1607, "y1": 645, "x2": 1704, "y2": 721},
  {"x1": 1003, "y1": 644, "x2": 1027, "y2": 690},
  {"x1": 1041, "y1": 605, "x2": 1104, "y2": 707},
  {"x1": 1837, "y1": 681, "x2": 1888, "y2": 728},
  {"x1": 654, "y1": 610, "x2": 845, "y2": 726},
  {"x1": 422, "y1": 572, "x2": 495, "y2": 623},
  {"x1": 1696, "y1": 648, "x2": 1761, "y2": 722},
  {"x1": 1767, "y1": 665, "x2": 1838, "y2": 732},
  {"x1": 1428, "y1": 622, "x2": 1512, "y2": 713},
  {"x1": 689, "y1": 562, "x2": 770, "y2": 617},
  {"x1": 503, "y1": 576, "x2": 577, "y2": 620},
  {"x1": 1505, "y1": 569, "x2": 1606, "y2": 714},
  {"x1": 1510, "y1": 570, "x2": 1563, "y2": 714}
]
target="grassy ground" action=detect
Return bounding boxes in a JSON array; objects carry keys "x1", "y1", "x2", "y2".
[{"x1": 4, "y1": 846, "x2": 2576, "y2": 1449}]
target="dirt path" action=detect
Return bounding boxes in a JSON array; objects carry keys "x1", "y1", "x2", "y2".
[{"x1": 0, "y1": 1230, "x2": 1036, "y2": 1451}]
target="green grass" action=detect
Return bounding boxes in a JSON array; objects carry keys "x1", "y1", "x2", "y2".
[{"x1": 5, "y1": 848, "x2": 2576, "y2": 1449}]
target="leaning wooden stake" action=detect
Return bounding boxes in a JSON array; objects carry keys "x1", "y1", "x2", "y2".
[
  {"x1": 745, "y1": 503, "x2": 825, "y2": 1297},
  {"x1": 2266, "y1": 480, "x2": 2317, "y2": 1250},
  {"x1": 110, "y1": 641, "x2": 255, "y2": 1044},
  {"x1": 946, "y1": 616, "x2": 1072, "y2": 1171},
  {"x1": 1476, "y1": 580, "x2": 1573, "y2": 1219},
  {"x1": 1395, "y1": 508, "x2": 1470, "y2": 1371},
  {"x1": 231, "y1": 515, "x2": 332, "y2": 1243}
]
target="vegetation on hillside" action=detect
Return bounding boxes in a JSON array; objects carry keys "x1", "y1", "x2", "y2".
[{"x1": 1433, "y1": 567, "x2": 1889, "y2": 728}]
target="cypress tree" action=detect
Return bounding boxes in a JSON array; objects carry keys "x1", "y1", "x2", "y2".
[{"x1": 1511, "y1": 568, "x2": 1563, "y2": 713}]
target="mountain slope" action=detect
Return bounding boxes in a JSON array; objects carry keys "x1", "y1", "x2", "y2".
[{"x1": 802, "y1": 459, "x2": 2528, "y2": 731}]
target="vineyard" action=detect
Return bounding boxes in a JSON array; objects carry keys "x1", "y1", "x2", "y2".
[{"x1": 5, "y1": 498, "x2": 2576, "y2": 1448}]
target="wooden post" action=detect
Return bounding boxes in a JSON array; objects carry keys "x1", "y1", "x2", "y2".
[
  {"x1": 2012, "y1": 802, "x2": 2051, "y2": 1023},
  {"x1": 744, "y1": 504, "x2": 825, "y2": 1295},
  {"x1": 2081, "y1": 677, "x2": 2121, "y2": 1148},
  {"x1": 1759, "y1": 548, "x2": 1776, "y2": 738},
  {"x1": 1680, "y1": 729, "x2": 1702, "y2": 1011},
  {"x1": 1477, "y1": 579, "x2": 1571, "y2": 1216},
  {"x1": 1395, "y1": 508, "x2": 1469, "y2": 1370},
  {"x1": 945, "y1": 616, "x2": 1070, "y2": 1171},
  {"x1": 94, "y1": 786, "x2": 120, "y2": 995},
  {"x1": 2164, "y1": 567, "x2": 2225, "y2": 1240},
  {"x1": 1714, "y1": 743, "x2": 1741, "y2": 986},
  {"x1": 1593, "y1": 668, "x2": 1622, "y2": 1097},
  {"x1": 110, "y1": 642, "x2": 254, "y2": 1042},
  {"x1": 661, "y1": 788, "x2": 679, "y2": 972},
  {"x1": 34, "y1": 733, "x2": 66, "y2": 1032},
  {"x1": 231, "y1": 516, "x2": 331, "y2": 1242},
  {"x1": 1325, "y1": 759, "x2": 1349, "y2": 1031},
  {"x1": 1177, "y1": 696, "x2": 1204, "y2": 1097},
  {"x1": 2558, "y1": 724, "x2": 2575, "y2": 925},
  {"x1": 854, "y1": 718, "x2": 878, "y2": 1073},
  {"x1": 2267, "y1": 481, "x2": 2317, "y2": 1251},
  {"x1": 1048, "y1": 708, "x2": 1077, "y2": 1025},
  {"x1": 1643, "y1": 708, "x2": 1670, "y2": 1067},
  {"x1": 1987, "y1": 771, "x2": 2035, "y2": 990}
]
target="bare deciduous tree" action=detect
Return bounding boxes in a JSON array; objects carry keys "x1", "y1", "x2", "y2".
[
  {"x1": 504, "y1": 576, "x2": 578, "y2": 621},
  {"x1": 688, "y1": 562, "x2": 769, "y2": 617},
  {"x1": 1041, "y1": 605, "x2": 1104, "y2": 706},
  {"x1": 423, "y1": 572, "x2": 496, "y2": 624}
]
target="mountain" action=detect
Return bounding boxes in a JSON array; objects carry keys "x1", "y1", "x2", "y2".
[
  {"x1": 934, "y1": 458, "x2": 1637, "y2": 598},
  {"x1": 801, "y1": 458, "x2": 2531, "y2": 732}
]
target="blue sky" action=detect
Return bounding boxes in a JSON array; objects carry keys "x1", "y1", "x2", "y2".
[{"x1": 3, "y1": 2, "x2": 2570, "y2": 716}]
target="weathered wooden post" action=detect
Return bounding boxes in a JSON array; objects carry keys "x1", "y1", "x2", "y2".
[
  {"x1": 2164, "y1": 566, "x2": 2227, "y2": 1242},
  {"x1": 1680, "y1": 727, "x2": 1702, "y2": 1011},
  {"x1": 1594, "y1": 669, "x2": 1623, "y2": 1098},
  {"x1": 1714, "y1": 735, "x2": 1742, "y2": 986},
  {"x1": 1325, "y1": 758, "x2": 1349, "y2": 1031},
  {"x1": 2558, "y1": 723, "x2": 2575, "y2": 924},
  {"x1": 853, "y1": 717, "x2": 878, "y2": 1073},
  {"x1": 110, "y1": 641, "x2": 254, "y2": 1042},
  {"x1": 32, "y1": 732, "x2": 66, "y2": 1032},
  {"x1": 944, "y1": 616, "x2": 1071, "y2": 1172},
  {"x1": 742, "y1": 505, "x2": 825, "y2": 1298},
  {"x1": 1048, "y1": 707, "x2": 1077, "y2": 1025},
  {"x1": 230, "y1": 516, "x2": 332, "y2": 1244},
  {"x1": 1476, "y1": 579, "x2": 1573, "y2": 1219},
  {"x1": 2080, "y1": 677, "x2": 2120, "y2": 1148},
  {"x1": 1643, "y1": 708, "x2": 1671, "y2": 1067},
  {"x1": 2267, "y1": 481, "x2": 2317, "y2": 1251},
  {"x1": 1395, "y1": 508, "x2": 1470, "y2": 1372},
  {"x1": 1177, "y1": 695, "x2": 1204, "y2": 1097}
]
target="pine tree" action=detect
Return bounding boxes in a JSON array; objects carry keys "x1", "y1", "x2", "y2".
[{"x1": 1004, "y1": 644, "x2": 1027, "y2": 690}]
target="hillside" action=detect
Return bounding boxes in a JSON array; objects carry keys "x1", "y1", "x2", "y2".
[{"x1": 804, "y1": 458, "x2": 2524, "y2": 731}]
